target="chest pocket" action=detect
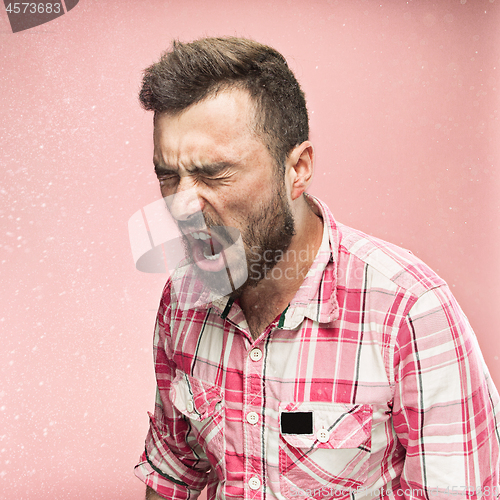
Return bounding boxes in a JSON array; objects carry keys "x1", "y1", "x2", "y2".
[
  {"x1": 170, "y1": 371, "x2": 225, "y2": 479},
  {"x1": 279, "y1": 401, "x2": 373, "y2": 498}
]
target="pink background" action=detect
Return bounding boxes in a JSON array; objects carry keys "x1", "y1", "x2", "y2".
[{"x1": 1, "y1": 0, "x2": 499, "y2": 498}]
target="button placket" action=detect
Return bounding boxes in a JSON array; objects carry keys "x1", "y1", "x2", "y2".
[{"x1": 243, "y1": 343, "x2": 265, "y2": 496}]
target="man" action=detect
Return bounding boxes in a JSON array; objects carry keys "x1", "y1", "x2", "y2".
[{"x1": 134, "y1": 37, "x2": 500, "y2": 499}]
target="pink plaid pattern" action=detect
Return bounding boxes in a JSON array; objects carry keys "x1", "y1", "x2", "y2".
[{"x1": 135, "y1": 196, "x2": 500, "y2": 499}]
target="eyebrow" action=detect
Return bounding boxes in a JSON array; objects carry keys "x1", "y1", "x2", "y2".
[{"x1": 153, "y1": 161, "x2": 234, "y2": 177}]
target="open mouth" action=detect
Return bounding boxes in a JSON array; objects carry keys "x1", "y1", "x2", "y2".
[
  {"x1": 174, "y1": 224, "x2": 248, "y2": 294},
  {"x1": 193, "y1": 230, "x2": 224, "y2": 259},
  {"x1": 187, "y1": 227, "x2": 232, "y2": 272}
]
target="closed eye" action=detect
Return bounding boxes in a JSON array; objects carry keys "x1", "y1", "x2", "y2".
[
  {"x1": 157, "y1": 174, "x2": 180, "y2": 192},
  {"x1": 154, "y1": 162, "x2": 235, "y2": 189},
  {"x1": 201, "y1": 174, "x2": 231, "y2": 183},
  {"x1": 154, "y1": 163, "x2": 176, "y2": 177},
  {"x1": 198, "y1": 166, "x2": 235, "y2": 184}
]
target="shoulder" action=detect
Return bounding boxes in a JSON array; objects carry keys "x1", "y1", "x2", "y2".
[
  {"x1": 308, "y1": 195, "x2": 447, "y2": 300},
  {"x1": 335, "y1": 222, "x2": 447, "y2": 300}
]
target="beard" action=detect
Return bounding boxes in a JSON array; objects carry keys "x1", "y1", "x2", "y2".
[
  {"x1": 236, "y1": 179, "x2": 295, "y2": 296},
  {"x1": 178, "y1": 175, "x2": 296, "y2": 300}
]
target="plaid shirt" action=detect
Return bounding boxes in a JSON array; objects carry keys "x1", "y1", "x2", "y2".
[{"x1": 135, "y1": 196, "x2": 500, "y2": 500}]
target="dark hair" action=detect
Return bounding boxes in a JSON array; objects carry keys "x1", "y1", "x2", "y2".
[{"x1": 139, "y1": 37, "x2": 309, "y2": 168}]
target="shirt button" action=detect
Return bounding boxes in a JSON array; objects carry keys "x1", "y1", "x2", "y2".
[
  {"x1": 246, "y1": 411, "x2": 259, "y2": 424},
  {"x1": 186, "y1": 400, "x2": 194, "y2": 413},
  {"x1": 317, "y1": 429, "x2": 330, "y2": 443},
  {"x1": 249, "y1": 348, "x2": 263, "y2": 361},
  {"x1": 248, "y1": 476, "x2": 261, "y2": 490}
]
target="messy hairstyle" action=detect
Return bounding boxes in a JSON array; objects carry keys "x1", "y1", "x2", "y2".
[{"x1": 139, "y1": 37, "x2": 309, "y2": 169}]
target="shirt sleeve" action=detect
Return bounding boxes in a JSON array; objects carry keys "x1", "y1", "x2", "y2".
[
  {"x1": 392, "y1": 284, "x2": 500, "y2": 499},
  {"x1": 134, "y1": 282, "x2": 211, "y2": 499}
]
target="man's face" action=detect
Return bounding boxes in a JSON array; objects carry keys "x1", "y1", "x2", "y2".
[{"x1": 153, "y1": 88, "x2": 295, "y2": 297}]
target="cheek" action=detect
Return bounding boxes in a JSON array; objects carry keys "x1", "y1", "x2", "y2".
[
  {"x1": 211, "y1": 195, "x2": 250, "y2": 228},
  {"x1": 210, "y1": 174, "x2": 275, "y2": 225}
]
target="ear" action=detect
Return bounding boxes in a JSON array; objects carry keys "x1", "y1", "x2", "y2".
[{"x1": 285, "y1": 141, "x2": 315, "y2": 201}]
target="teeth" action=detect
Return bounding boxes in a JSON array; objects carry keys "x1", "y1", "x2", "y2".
[
  {"x1": 205, "y1": 254, "x2": 220, "y2": 261},
  {"x1": 192, "y1": 232, "x2": 210, "y2": 241},
  {"x1": 203, "y1": 246, "x2": 221, "y2": 261}
]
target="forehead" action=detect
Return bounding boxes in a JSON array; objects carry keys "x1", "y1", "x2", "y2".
[
  {"x1": 154, "y1": 89, "x2": 256, "y2": 139},
  {"x1": 153, "y1": 89, "x2": 265, "y2": 166}
]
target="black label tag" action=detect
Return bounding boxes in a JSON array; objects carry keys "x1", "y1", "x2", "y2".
[{"x1": 281, "y1": 412, "x2": 313, "y2": 435}]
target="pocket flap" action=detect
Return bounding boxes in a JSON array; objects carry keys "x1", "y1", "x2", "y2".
[
  {"x1": 279, "y1": 402, "x2": 372, "y2": 450},
  {"x1": 170, "y1": 371, "x2": 223, "y2": 421}
]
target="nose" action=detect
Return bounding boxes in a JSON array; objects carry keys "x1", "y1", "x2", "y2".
[{"x1": 166, "y1": 183, "x2": 204, "y2": 223}]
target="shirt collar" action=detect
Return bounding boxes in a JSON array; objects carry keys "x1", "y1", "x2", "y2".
[{"x1": 278, "y1": 194, "x2": 339, "y2": 329}]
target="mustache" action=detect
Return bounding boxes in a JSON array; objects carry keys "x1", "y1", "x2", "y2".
[{"x1": 176, "y1": 211, "x2": 207, "y2": 233}]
